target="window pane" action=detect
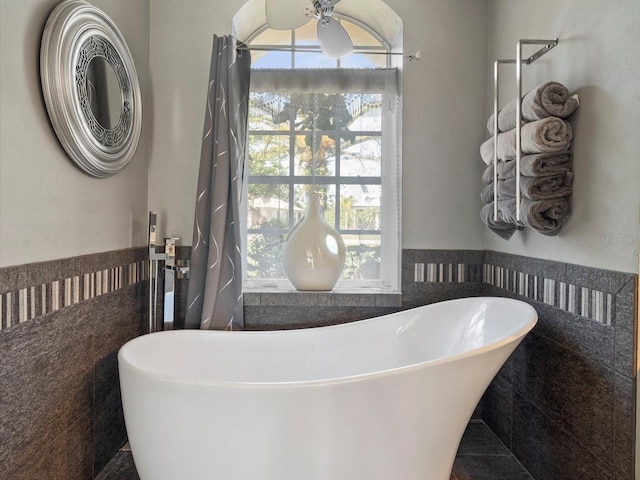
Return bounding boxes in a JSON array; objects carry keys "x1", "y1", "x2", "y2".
[
  {"x1": 342, "y1": 234, "x2": 381, "y2": 280},
  {"x1": 292, "y1": 93, "x2": 352, "y2": 129},
  {"x1": 294, "y1": 185, "x2": 337, "y2": 228},
  {"x1": 294, "y1": 134, "x2": 335, "y2": 177},
  {"x1": 251, "y1": 28, "x2": 292, "y2": 46},
  {"x1": 248, "y1": 134, "x2": 290, "y2": 176},
  {"x1": 345, "y1": 95, "x2": 382, "y2": 131},
  {"x1": 340, "y1": 185, "x2": 381, "y2": 230},
  {"x1": 252, "y1": 50, "x2": 293, "y2": 69},
  {"x1": 246, "y1": 233, "x2": 287, "y2": 279},
  {"x1": 250, "y1": 28, "x2": 293, "y2": 68},
  {"x1": 341, "y1": 136, "x2": 381, "y2": 177},
  {"x1": 250, "y1": 93, "x2": 293, "y2": 130},
  {"x1": 247, "y1": 184, "x2": 289, "y2": 230},
  {"x1": 340, "y1": 53, "x2": 386, "y2": 69},
  {"x1": 294, "y1": 21, "x2": 320, "y2": 44},
  {"x1": 339, "y1": 20, "x2": 386, "y2": 68},
  {"x1": 294, "y1": 52, "x2": 337, "y2": 68}
]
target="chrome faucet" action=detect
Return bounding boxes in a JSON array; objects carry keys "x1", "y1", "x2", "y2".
[
  {"x1": 162, "y1": 237, "x2": 179, "y2": 331},
  {"x1": 164, "y1": 237, "x2": 178, "y2": 267},
  {"x1": 148, "y1": 212, "x2": 189, "y2": 333}
]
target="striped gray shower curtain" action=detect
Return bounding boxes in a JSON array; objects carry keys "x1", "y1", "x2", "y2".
[{"x1": 184, "y1": 35, "x2": 251, "y2": 330}]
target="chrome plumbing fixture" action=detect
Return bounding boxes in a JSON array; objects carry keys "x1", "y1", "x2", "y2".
[{"x1": 148, "y1": 212, "x2": 189, "y2": 333}]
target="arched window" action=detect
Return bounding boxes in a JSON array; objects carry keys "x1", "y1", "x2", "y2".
[
  {"x1": 248, "y1": 17, "x2": 390, "y2": 69},
  {"x1": 242, "y1": 11, "x2": 401, "y2": 291}
]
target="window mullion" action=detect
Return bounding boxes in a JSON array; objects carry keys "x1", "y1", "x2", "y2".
[
  {"x1": 249, "y1": 176, "x2": 381, "y2": 185},
  {"x1": 291, "y1": 28, "x2": 295, "y2": 68},
  {"x1": 335, "y1": 97, "x2": 341, "y2": 232},
  {"x1": 288, "y1": 89, "x2": 295, "y2": 229}
]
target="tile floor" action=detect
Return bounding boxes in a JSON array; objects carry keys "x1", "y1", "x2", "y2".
[
  {"x1": 96, "y1": 420, "x2": 533, "y2": 480},
  {"x1": 451, "y1": 421, "x2": 533, "y2": 480}
]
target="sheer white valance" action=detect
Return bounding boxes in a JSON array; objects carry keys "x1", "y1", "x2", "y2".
[{"x1": 250, "y1": 68, "x2": 399, "y2": 95}]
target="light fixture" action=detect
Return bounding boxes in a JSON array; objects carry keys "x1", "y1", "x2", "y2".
[{"x1": 265, "y1": 0, "x2": 354, "y2": 59}]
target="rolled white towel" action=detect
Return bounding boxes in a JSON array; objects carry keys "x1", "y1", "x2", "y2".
[
  {"x1": 500, "y1": 197, "x2": 570, "y2": 237},
  {"x1": 481, "y1": 172, "x2": 573, "y2": 202},
  {"x1": 480, "y1": 118, "x2": 573, "y2": 165},
  {"x1": 480, "y1": 202, "x2": 518, "y2": 240},
  {"x1": 481, "y1": 151, "x2": 573, "y2": 184},
  {"x1": 481, "y1": 197, "x2": 570, "y2": 238},
  {"x1": 487, "y1": 81, "x2": 580, "y2": 134}
]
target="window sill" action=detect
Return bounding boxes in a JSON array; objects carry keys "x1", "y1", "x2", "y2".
[{"x1": 243, "y1": 287, "x2": 402, "y2": 308}]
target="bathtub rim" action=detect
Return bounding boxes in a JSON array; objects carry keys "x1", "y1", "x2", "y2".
[{"x1": 118, "y1": 296, "x2": 537, "y2": 388}]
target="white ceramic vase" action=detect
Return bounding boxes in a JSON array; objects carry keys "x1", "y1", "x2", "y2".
[{"x1": 282, "y1": 193, "x2": 346, "y2": 291}]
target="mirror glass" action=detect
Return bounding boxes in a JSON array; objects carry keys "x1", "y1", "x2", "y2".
[{"x1": 86, "y1": 56, "x2": 122, "y2": 130}]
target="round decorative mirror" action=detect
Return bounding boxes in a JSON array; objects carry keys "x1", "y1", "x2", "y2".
[{"x1": 41, "y1": 0, "x2": 142, "y2": 178}]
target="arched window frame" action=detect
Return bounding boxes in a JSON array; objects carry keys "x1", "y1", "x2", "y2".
[
  {"x1": 242, "y1": 16, "x2": 401, "y2": 292},
  {"x1": 245, "y1": 14, "x2": 392, "y2": 69}
]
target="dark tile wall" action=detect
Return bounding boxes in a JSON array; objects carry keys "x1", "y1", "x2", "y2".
[
  {"x1": 453, "y1": 420, "x2": 534, "y2": 480},
  {"x1": 0, "y1": 248, "x2": 148, "y2": 480},
  {"x1": 7, "y1": 246, "x2": 632, "y2": 480},
  {"x1": 480, "y1": 252, "x2": 637, "y2": 480},
  {"x1": 242, "y1": 290, "x2": 402, "y2": 330}
]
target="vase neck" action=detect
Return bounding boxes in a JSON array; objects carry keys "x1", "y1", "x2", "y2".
[{"x1": 306, "y1": 193, "x2": 323, "y2": 219}]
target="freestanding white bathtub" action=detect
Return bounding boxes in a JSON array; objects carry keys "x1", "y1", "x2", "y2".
[{"x1": 118, "y1": 296, "x2": 537, "y2": 480}]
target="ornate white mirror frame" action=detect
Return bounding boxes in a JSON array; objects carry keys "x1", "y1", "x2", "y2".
[{"x1": 40, "y1": 0, "x2": 142, "y2": 178}]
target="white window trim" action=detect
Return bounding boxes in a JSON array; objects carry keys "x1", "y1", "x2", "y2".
[{"x1": 242, "y1": 28, "x2": 402, "y2": 294}]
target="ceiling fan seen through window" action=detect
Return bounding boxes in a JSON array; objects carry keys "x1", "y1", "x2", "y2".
[{"x1": 265, "y1": 0, "x2": 354, "y2": 58}]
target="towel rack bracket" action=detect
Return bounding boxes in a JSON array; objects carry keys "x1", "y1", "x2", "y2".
[{"x1": 521, "y1": 38, "x2": 559, "y2": 65}]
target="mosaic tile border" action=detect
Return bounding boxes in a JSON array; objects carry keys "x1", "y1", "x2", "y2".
[
  {"x1": 0, "y1": 260, "x2": 148, "y2": 331},
  {"x1": 482, "y1": 264, "x2": 614, "y2": 325},
  {"x1": 411, "y1": 259, "x2": 624, "y2": 326},
  {"x1": 414, "y1": 262, "x2": 470, "y2": 283},
  {"x1": 2, "y1": 248, "x2": 629, "y2": 329}
]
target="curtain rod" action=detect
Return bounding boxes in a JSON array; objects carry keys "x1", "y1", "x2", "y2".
[{"x1": 237, "y1": 45, "x2": 421, "y2": 61}]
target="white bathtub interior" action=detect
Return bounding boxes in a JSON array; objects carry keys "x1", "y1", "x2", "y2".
[{"x1": 121, "y1": 297, "x2": 535, "y2": 385}]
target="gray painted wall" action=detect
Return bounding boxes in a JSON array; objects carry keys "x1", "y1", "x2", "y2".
[
  {"x1": 7, "y1": 0, "x2": 635, "y2": 276},
  {"x1": 1, "y1": 1, "x2": 637, "y2": 272},
  {"x1": 485, "y1": 0, "x2": 640, "y2": 274},
  {"x1": 0, "y1": 0, "x2": 151, "y2": 267},
  {"x1": 149, "y1": 0, "x2": 640, "y2": 275},
  {"x1": 147, "y1": 0, "x2": 489, "y2": 252}
]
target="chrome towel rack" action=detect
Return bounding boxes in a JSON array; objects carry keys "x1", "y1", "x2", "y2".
[{"x1": 492, "y1": 38, "x2": 559, "y2": 222}]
